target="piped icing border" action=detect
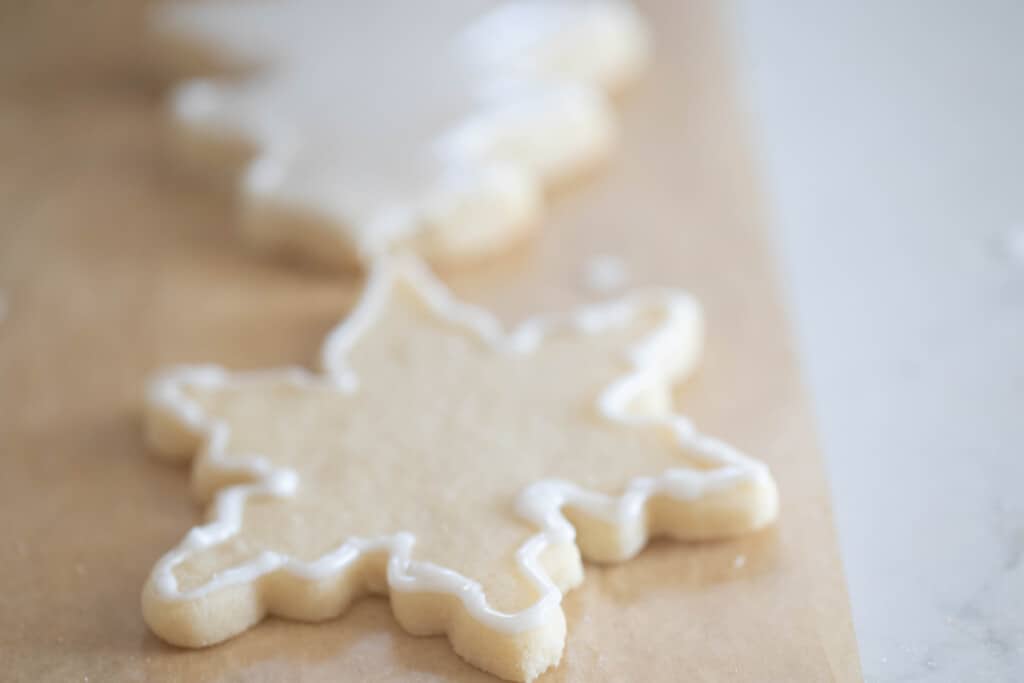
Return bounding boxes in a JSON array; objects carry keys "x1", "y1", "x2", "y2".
[{"x1": 146, "y1": 256, "x2": 778, "y2": 635}]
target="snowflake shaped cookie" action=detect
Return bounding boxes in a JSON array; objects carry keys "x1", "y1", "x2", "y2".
[
  {"x1": 155, "y1": 0, "x2": 651, "y2": 269},
  {"x1": 142, "y1": 257, "x2": 778, "y2": 681}
]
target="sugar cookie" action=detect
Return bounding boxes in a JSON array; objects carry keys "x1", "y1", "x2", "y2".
[
  {"x1": 142, "y1": 257, "x2": 778, "y2": 681},
  {"x1": 155, "y1": 0, "x2": 651, "y2": 269}
]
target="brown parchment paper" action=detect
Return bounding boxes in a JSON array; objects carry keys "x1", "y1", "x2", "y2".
[{"x1": 0, "y1": 1, "x2": 861, "y2": 681}]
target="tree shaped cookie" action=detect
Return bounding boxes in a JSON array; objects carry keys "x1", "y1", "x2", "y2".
[
  {"x1": 143, "y1": 257, "x2": 779, "y2": 681},
  {"x1": 155, "y1": 0, "x2": 650, "y2": 269}
]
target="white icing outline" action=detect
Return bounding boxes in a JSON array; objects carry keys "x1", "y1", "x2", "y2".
[
  {"x1": 155, "y1": 0, "x2": 652, "y2": 264},
  {"x1": 146, "y1": 256, "x2": 777, "y2": 635}
]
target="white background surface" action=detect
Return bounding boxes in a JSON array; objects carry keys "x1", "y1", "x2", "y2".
[{"x1": 729, "y1": 1, "x2": 1023, "y2": 681}]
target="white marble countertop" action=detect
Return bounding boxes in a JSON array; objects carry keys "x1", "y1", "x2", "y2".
[{"x1": 729, "y1": 1, "x2": 1024, "y2": 681}]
